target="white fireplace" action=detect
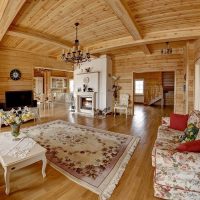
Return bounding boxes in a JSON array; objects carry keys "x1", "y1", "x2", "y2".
[
  {"x1": 74, "y1": 55, "x2": 112, "y2": 115},
  {"x1": 75, "y1": 92, "x2": 97, "y2": 115}
]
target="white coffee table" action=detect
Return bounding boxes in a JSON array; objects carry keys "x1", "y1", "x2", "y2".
[{"x1": 0, "y1": 143, "x2": 47, "y2": 195}]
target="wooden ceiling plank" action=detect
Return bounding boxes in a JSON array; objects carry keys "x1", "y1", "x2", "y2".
[
  {"x1": 88, "y1": 27, "x2": 200, "y2": 53},
  {"x1": 31, "y1": 43, "x2": 48, "y2": 52},
  {"x1": 125, "y1": 0, "x2": 200, "y2": 35},
  {"x1": 0, "y1": 0, "x2": 9, "y2": 20},
  {"x1": 6, "y1": 27, "x2": 72, "y2": 49},
  {"x1": 18, "y1": 0, "x2": 47, "y2": 27},
  {"x1": 0, "y1": 0, "x2": 26, "y2": 41},
  {"x1": 30, "y1": 0, "x2": 65, "y2": 29},
  {"x1": 106, "y1": 0, "x2": 151, "y2": 54}
]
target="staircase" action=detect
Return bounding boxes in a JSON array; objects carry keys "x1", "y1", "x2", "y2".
[
  {"x1": 148, "y1": 95, "x2": 163, "y2": 106},
  {"x1": 146, "y1": 85, "x2": 164, "y2": 106}
]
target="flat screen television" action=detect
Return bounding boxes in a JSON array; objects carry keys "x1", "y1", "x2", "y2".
[{"x1": 5, "y1": 90, "x2": 33, "y2": 108}]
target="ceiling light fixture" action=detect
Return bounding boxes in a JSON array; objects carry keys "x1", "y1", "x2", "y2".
[
  {"x1": 61, "y1": 22, "x2": 91, "y2": 65},
  {"x1": 161, "y1": 42, "x2": 172, "y2": 55}
]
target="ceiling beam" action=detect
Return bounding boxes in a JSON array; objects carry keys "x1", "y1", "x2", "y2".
[
  {"x1": 6, "y1": 26, "x2": 72, "y2": 49},
  {"x1": 0, "y1": 47, "x2": 72, "y2": 71},
  {"x1": 106, "y1": 0, "x2": 151, "y2": 55},
  {"x1": 0, "y1": 0, "x2": 26, "y2": 41},
  {"x1": 0, "y1": 0, "x2": 9, "y2": 20},
  {"x1": 88, "y1": 27, "x2": 200, "y2": 54}
]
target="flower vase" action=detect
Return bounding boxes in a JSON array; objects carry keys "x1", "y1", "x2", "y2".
[{"x1": 11, "y1": 124, "x2": 21, "y2": 140}]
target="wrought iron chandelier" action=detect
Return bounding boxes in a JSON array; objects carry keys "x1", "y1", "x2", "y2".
[
  {"x1": 161, "y1": 42, "x2": 172, "y2": 55},
  {"x1": 61, "y1": 22, "x2": 91, "y2": 64}
]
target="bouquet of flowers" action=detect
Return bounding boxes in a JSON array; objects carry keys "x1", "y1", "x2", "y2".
[
  {"x1": 0, "y1": 107, "x2": 34, "y2": 138},
  {"x1": 0, "y1": 107, "x2": 34, "y2": 126}
]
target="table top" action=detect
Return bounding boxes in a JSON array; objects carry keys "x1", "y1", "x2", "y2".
[{"x1": 0, "y1": 133, "x2": 46, "y2": 167}]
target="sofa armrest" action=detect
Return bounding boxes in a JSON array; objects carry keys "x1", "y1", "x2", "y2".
[
  {"x1": 161, "y1": 117, "x2": 170, "y2": 127},
  {"x1": 155, "y1": 148, "x2": 200, "y2": 171}
]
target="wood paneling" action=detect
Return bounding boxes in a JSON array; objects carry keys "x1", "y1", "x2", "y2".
[
  {"x1": 112, "y1": 53, "x2": 185, "y2": 114},
  {"x1": 34, "y1": 68, "x2": 73, "y2": 79},
  {"x1": 106, "y1": 0, "x2": 150, "y2": 54},
  {"x1": 0, "y1": 0, "x2": 198, "y2": 113},
  {"x1": 1, "y1": 0, "x2": 198, "y2": 57},
  {"x1": 12, "y1": 0, "x2": 130, "y2": 46},
  {"x1": 0, "y1": 0, "x2": 198, "y2": 60},
  {"x1": 185, "y1": 41, "x2": 195, "y2": 113},
  {"x1": 51, "y1": 70, "x2": 73, "y2": 78},
  {"x1": 195, "y1": 39, "x2": 200, "y2": 62},
  {"x1": 88, "y1": 28, "x2": 198, "y2": 54},
  {"x1": 0, "y1": 0, "x2": 26, "y2": 41},
  {"x1": 0, "y1": 49, "x2": 72, "y2": 102},
  {"x1": 7, "y1": 26, "x2": 72, "y2": 49},
  {"x1": 123, "y1": 0, "x2": 200, "y2": 35}
]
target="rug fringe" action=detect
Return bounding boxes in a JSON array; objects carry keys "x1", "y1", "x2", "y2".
[{"x1": 100, "y1": 137, "x2": 140, "y2": 200}]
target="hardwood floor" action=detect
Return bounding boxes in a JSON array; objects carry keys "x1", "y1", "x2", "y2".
[{"x1": 0, "y1": 104, "x2": 173, "y2": 200}]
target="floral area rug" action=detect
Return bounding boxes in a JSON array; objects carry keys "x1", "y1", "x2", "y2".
[{"x1": 23, "y1": 120, "x2": 140, "y2": 200}]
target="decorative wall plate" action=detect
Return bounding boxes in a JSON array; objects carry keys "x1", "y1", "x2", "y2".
[
  {"x1": 10, "y1": 69, "x2": 21, "y2": 80},
  {"x1": 83, "y1": 77, "x2": 89, "y2": 84}
]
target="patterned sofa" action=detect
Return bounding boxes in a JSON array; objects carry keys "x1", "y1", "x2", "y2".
[{"x1": 152, "y1": 111, "x2": 200, "y2": 200}]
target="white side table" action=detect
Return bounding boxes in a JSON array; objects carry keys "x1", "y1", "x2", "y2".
[{"x1": 0, "y1": 143, "x2": 47, "y2": 195}]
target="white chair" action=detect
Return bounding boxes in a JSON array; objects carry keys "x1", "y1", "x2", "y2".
[
  {"x1": 66, "y1": 93, "x2": 75, "y2": 111},
  {"x1": 37, "y1": 94, "x2": 45, "y2": 109},
  {"x1": 29, "y1": 107, "x2": 41, "y2": 122},
  {"x1": 46, "y1": 92, "x2": 54, "y2": 109},
  {"x1": 114, "y1": 94, "x2": 129, "y2": 118}
]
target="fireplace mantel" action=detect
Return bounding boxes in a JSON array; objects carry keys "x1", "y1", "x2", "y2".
[
  {"x1": 75, "y1": 92, "x2": 97, "y2": 115},
  {"x1": 75, "y1": 92, "x2": 97, "y2": 96}
]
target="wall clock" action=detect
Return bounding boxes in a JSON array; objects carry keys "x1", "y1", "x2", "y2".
[{"x1": 10, "y1": 69, "x2": 21, "y2": 80}]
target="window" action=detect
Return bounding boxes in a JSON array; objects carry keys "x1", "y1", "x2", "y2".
[{"x1": 135, "y1": 79, "x2": 144, "y2": 95}]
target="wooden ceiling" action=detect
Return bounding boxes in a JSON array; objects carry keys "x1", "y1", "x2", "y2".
[{"x1": 0, "y1": 0, "x2": 200, "y2": 58}]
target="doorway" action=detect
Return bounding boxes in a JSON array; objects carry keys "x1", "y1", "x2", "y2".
[{"x1": 133, "y1": 71, "x2": 175, "y2": 108}]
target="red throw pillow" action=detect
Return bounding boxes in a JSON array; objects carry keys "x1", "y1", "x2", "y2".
[
  {"x1": 177, "y1": 140, "x2": 200, "y2": 152},
  {"x1": 170, "y1": 113, "x2": 188, "y2": 131}
]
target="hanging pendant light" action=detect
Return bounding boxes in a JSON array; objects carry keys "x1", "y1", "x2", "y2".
[
  {"x1": 61, "y1": 23, "x2": 91, "y2": 65},
  {"x1": 161, "y1": 42, "x2": 172, "y2": 55}
]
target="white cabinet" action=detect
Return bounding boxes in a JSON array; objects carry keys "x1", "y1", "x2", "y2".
[{"x1": 51, "y1": 77, "x2": 67, "y2": 90}]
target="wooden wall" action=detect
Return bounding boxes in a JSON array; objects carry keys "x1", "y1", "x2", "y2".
[
  {"x1": 184, "y1": 39, "x2": 200, "y2": 113},
  {"x1": 34, "y1": 68, "x2": 73, "y2": 79},
  {"x1": 0, "y1": 49, "x2": 72, "y2": 103},
  {"x1": 194, "y1": 39, "x2": 200, "y2": 62},
  {"x1": 51, "y1": 70, "x2": 73, "y2": 78},
  {"x1": 185, "y1": 41, "x2": 195, "y2": 113},
  {"x1": 112, "y1": 53, "x2": 186, "y2": 114}
]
